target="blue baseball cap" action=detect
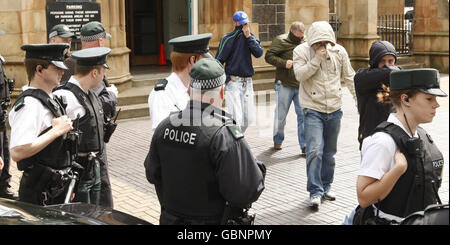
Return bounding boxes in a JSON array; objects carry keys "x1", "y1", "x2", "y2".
[{"x1": 233, "y1": 11, "x2": 249, "y2": 25}]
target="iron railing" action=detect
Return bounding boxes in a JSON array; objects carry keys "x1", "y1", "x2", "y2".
[{"x1": 377, "y1": 14, "x2": 413, "y2": 55}]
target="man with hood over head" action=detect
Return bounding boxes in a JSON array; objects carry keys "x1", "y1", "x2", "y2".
[
  {"x1": 354, "y1": 41, "x2": 400, "y2": 150},
  {"x1": 293, "y1": 21, "x2": 357, "y2": 210}
]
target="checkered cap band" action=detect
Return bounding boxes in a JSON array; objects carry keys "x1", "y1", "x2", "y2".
[
  {"x1": 190, "y1": 74, "x2": 226, "y2": 90},
  {"x1": 81, "y1": 31, "x2": 106, "y2": 42}
]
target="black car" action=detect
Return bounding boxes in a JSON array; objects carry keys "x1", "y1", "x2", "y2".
[{"x1": 0, "y1": 198, "x2": 152, "y2": 225}]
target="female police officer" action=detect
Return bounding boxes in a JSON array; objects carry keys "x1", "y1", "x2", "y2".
[{"x1": 347, "y1": 68, "x2": 447, "y2": 224}]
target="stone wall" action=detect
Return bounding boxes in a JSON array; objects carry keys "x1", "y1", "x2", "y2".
[
  {"x1": 0, "y1": 0, "x2": 132, "y2": 95},
  {"x1": 413, "y1": 0, "x2": 449, "y2": 73},
  {"x1": 252, "y1": 0, "x2": 286, "y2": 42}
]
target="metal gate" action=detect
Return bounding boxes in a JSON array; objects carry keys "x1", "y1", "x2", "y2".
[{"x1": 377, "y1": 13, "x2": 413, "y2": 55}]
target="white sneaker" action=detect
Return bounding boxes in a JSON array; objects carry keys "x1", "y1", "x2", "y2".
[
  {"x1": 323, "y1": 191, "x2": 336, "y2": 201},
  {"x1": 310, "y1": 196, "x2": 321, "y2": 209}
]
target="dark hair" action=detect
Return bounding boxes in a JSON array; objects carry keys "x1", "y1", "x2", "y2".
[
  {"x1": 25, "y1": 58, "x2": 51, "y2": 81},
  {"x1": 377, "y1": 84, "x2": 421, "y2": 109},
  {"x1": 75, "y1": 64, "x2": 103, "y2": 76}
]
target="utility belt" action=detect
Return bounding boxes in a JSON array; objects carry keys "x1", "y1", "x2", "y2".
[
  {"x1": 76, "y1": 152, "x2": 99, "y2": 176},
  {"x1": 160, "y1": 208, "x2": 222, "y2": 225},
  {"x1": 221, "y1": 203, "x2": 256, "y2": 225},
  {"x1": 352, "y1": 205, "x2": 400, "y2": 225},
  {"x1": 23, "y1": 163, "x2": 74, "y2": 205},
  {"x1": 230, "y1": 75, "x2": 252, "y2": 83}
]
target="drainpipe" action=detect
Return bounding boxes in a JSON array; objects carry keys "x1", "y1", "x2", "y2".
[{"x1": 188, "y1": 0, "x2": 198, "y2": 35}]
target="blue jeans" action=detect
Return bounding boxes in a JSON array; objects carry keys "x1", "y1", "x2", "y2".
[
  {"x1": 303, "y1": 108, "x2": 342, "y2": 198},
  {"x1": 225, "y1": 76, "x2": 255, "y2": 132},
  {"x1": 273, "y1": 81, "x2": 306, "y2": 149}
]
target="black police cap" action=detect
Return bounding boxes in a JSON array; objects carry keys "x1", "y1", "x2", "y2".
[
  {"x1": 390, "y1": 68, "x2": 447, "y2": 97},
  {"x1": 169, "y1": 33, "x2": 213, "y2": 57},
  {"x1": 71, "y1": 47, "x2": 111, "y2": 69},
  {"x1": 21, "y1": 43, "x2": 69, "y2": 70}
]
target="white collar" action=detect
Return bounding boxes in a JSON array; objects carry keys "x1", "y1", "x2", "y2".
[
  {"x1": 169, "y1": 72, "x2": 188, "y2": 92},
  {"x1": 68, "y1": 76, "x2": 87, "y2": 93},
  {"x1": 387, "y1": 113, "x2": 419, "y2": 138}
]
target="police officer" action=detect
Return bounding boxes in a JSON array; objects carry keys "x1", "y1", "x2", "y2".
[
  {"x1": 53, "y1": 47, "x2": 111, "y2": 205},
  {"x1": 9, "y1": 43, "x2": 74, "y2": 205},
  {"x1": 348, "y1": 68, "x2": 447, "y2": 225},
  {"x1": 148, "y1": 33, "x2": 213, "y2": 130},
  {"x1": 61, "y1": 21, "x2": 116, "y2": 207},
  {"x1": 48, "y1": 24, "x2": 76, "y2": 51},
  {"x1": 0, "y1": 29, "x2": 17, "y2": 199},
  {"x1": 144, "y1": 58, "x2": 266, "y2": 225}
]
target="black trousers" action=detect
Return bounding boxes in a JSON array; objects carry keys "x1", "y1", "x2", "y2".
[{"x1": 98, "y1": 146, "x2": 114, "y2": 208}]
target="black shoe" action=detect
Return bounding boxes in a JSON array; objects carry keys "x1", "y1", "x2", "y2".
[{"x1": 0, "y1": 186, "x2": 18, "y2": 200}]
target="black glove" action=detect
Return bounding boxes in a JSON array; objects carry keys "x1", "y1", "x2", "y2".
[{"x1": 256, "y1": 159, "x2": 266, "y2": 179}]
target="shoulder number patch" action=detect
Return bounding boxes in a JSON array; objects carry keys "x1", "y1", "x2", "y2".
[
  {"x1": 154, "y1": 79, "x2": 168, "y2": 91},
  {"x1": 226, "y1": 124, "x2": 244, "y2": 140}
]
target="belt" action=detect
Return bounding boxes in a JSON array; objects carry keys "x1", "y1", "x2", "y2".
[{"x1": 230, "y1": 75, "x2": 252, "y2": 82}]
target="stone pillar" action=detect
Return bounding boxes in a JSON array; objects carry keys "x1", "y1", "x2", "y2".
[
  {"x1": 99, "y1": 0, "x2": 132, "y2": 91},
  {"x1": 413, "y1": 0, "x2": 449, "y2": 73},
  {"x1": 286, "y1": 0, "x2": 329, "y2": 30},
  {"x1": 378, "y1": 0, "x2": 404, "y2": 15},
  {"x1": 337, "y1": 0, "x2": 379, "y2": 71},
  {"x1": 0, "y1": 0, "x2": 47, "y2": 95}
]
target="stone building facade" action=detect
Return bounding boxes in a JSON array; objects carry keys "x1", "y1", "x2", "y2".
[{"x1": 0, "y1": 0, "x2": 448, "y2": 97}]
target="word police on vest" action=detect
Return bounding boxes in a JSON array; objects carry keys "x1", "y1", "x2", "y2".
[{"x1": 163, "y1": 128, "x2": 197, "y2": 145}]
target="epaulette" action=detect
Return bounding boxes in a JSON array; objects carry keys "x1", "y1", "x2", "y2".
[
  {"x1": 226, "y1": 124, "x2": 244, "y2": 140},
  {"x1": 154, "y1": 79, "x2": 168, "y2": 91},
  {"x1": 13, "y1": 96, "x2": 25, "y2": 112}
]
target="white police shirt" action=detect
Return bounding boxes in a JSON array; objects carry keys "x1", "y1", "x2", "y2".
[
  {"x1": 359, "y1": 113, "x2": 418, "y2": 222},
  {"x1": 9, "y1": 86, "x2": 55, "y2": 149},
  {"x1": 52, "y1": 76, "x2": 87, "y2": 121},
  {"x1": 147, "y1": 72, "x2": 189, "y2": 130}
]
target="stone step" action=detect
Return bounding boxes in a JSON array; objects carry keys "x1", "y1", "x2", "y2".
[
  {"x1": 117, "y1": 86, "x2": 152, "y2": 106},
  {"x1": 116, "y1": 103, "x2": 149, "y2": 120}
]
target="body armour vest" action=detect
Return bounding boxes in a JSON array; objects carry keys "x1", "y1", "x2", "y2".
[
  {"x1": 14, "y1": 89, "x2": 71, "y2": 170},
  {"x1": 55, "y1": 83, "x2": 104, "y2": 153},
  {"x1": 154, "y1": 108, "x2": 233, "y2": 220},
  {"x1": 373, "y1": 122, "x2": 444, "y2": 218}
]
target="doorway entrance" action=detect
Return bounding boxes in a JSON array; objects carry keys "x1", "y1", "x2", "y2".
[{"x1": 126, "y1": 0, "x2": 163, "y2": 66}]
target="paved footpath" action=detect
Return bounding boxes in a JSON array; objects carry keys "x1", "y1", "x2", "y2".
[{"x1": 8, "y1": 75, "x2": 449, "y2": 225}]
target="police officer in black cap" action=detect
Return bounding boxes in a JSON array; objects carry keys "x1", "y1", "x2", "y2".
[
  {"x1": 0, "y1": 29, "x2": 17, "y2": 199},
  {"x1": 60, "y1": 21, "x2": 117, "y2": 208},
  {"x1": 48, "y1": 24, "x2": 76, "y2": 51},
  {"x1": 348, "y1": 68, "x2": 447, "y2": 225},
  {"x1": 9, "y1": 43, "x2": 74, "y2": 205},
  {"x1": 145, "y1": 58, "x2": 266, "y2": 225},
  {"x1": 53, "y1": 47, "x2": 111, "y2": 205},
  {"x1": 148, "y1": 33, "x2": 213, "y2": 131}
]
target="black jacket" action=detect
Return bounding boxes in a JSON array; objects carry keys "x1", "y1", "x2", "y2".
[
  {"x1": 354, "y1": 41, "x2": 399, "y2": 148},
  {"x1": 144, "y1": 101, "x2": 265, "y2": 224}
]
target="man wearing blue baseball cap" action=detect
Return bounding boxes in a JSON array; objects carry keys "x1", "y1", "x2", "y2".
[{"x1": 216, "y1": 10, "x2": 264, "y2": 133}]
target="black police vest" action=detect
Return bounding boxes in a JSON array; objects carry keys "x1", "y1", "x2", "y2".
[
  {"x1": 155, "y1": 111, "x2": 232, "y2": 220},
  {"x1": 373, "y1": 122, "x2": 444, "y2": 218},
  {"x1": 13, "y1": 89, "x2": 71, "y2": 170},
  {"x1": 55, "y1": 83, "x2": 104, "y2": 153}
]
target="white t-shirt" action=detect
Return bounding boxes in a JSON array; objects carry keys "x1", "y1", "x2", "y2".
[
  {"x1": 359, "y1": 113, "x2": 418, "y2": 222},
  {"x1": 147, "y1": 72, "x2": 189, "y2": 130},
  {"x1": 9, "y1": 87, "x2": 55, "y2": 149},
  {"x1": 52, "y1": 76, "x2": 87, "y2": 120}
]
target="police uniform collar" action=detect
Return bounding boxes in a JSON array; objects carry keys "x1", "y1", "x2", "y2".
[{"x1": 188, "y1": 100, "x2": 233, "y2": 119}]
